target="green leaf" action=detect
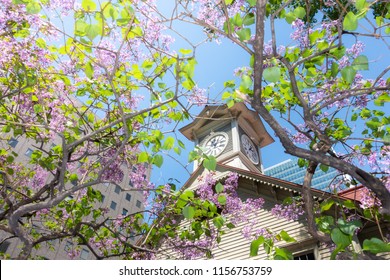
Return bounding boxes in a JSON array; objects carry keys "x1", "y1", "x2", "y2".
[
  {"x1": 319, "y1": 164, "x2": 329, "y2": 172},
  {"x1": 241, "y1": 75, "x2": 253, "y2": 89},
  {"x1": 243, "y1": 13, "x2": 255, "y2": 26},
  {"x1": 363, "y1": 238, "x2": 390, "y2": 254},
  {"x1": 236, "y1": 28, "x2": 251, "y2": 41},
  {"x1": 224, "y1": 80, "x2": 236, "y2": 88},
  {"x1": 374, "y1": 93, "x2": 390, "y2": 106},
  {"x1": 69, "y1": 173, "x2": 79, "y2": 182},
  {"x1": 178, "y1": 190, "x2": 194, "y2": 208},
  {"x1": 188, "y1": 150, "x2": 199, "y2": 162},
  {"x1": 203, "y1": 156, "x2": 217, "y2": 171},
  {"x1": 75, "y1": 20, "x2": 87, "y2": 36},
  {"x1": 26, "y1": 1, "x2": 41, "y2": 14},
  {"x1": 263, "y1": 66, "x2": 281, "y2": 83},
  {"x1": 356, "y1": 0, "x2": 365, "y2": 10},
  {"x1": 82, "y1": 0, "x2": 97, "y2": 11},
  {"x1": 215, "y1": 182, "x2": 224, "y2": 193},
  {"x1": 179, "y1": 49, "x2": 192, "y2": 55},
  {"x1": 213, "y1": 216, "x2": 225, "y2": 229},
  {"x1": 232, "y1": 13, "x2": 243, "y2": 27},
  {"x1": 331, "y1": 228, "x2": 352, "y2": 249},
  {"x1": 331, "y1": 62, "x2": 339, "y2": 77},
  {"x1": 152, "y1": 154, "x2": 163, "y2": 167},
  {"x1": 366, "y1": 119, "x2": 381, "y2": 130},
  {"x1": 338, "y1": 219, "x2": 362, "y2": 236},
  {"x1": 217, "y1": 194, "x2": 226, "y2": 205},
  {"x1": 285, "y1": 12, "x2": 297, "y2": 24},
  {"x1": 343, "y1": 200, "x2": 357, "y2": 209},
  {"x1": 293, "y1": 7, "x2": 306, "y2": 19},
  {"x1": 250, "y1": 236, "x2": 265, "y2": 257},
  {"x1": 279, "y1": 230, "x2": 296, "y2": 243},
  {"x1": 274, "y1": 248, "x2": 293, "y2": 260},
  {"x1": 226, "y1": 223, "x2": 235, "y2": 229},
  {"x1": 352, "y1": 55, "x2": 369, "y2": 71},
  {"x1": 86, "y1": 24, "x2": 100, "y2": 41},
  {"x1": 316, "y1": 216, "x2": 334, "y2": 233},
  {"x1": 343, "y1": 12, "x2": 358, "y2": 31},
  {"x1": 341, "y1": 66, "x2": 357, "y2": 84},
  {"x1": 297, "y1": 158, "x2": 306, "y2": 168},
  {"x1": 85, "y1": 61, "x2": 94, "y2": 79},
  {"x1": 6, "y1": 155, "x2": 14, "y2": 163},
  {"x1": 183, "y1": 206, "x2": 195, "y2": 219},
  {"x1": 247, "y1": 0, "x2": 257, "y2": 7},
  {"x1": 225, "y1": 0, "x2": 234, "y2": 4},
  {"x1": 320, "y1": 200, "x2": 334, "y2": 212},
  {"x1": 227, "y1": 99, "x2": 235, "y2": 108},
  {"x1": 137, "y1": 151, "x2": 149, "y2": 163},
  {"x1": 162, "y1": 136, "x2": 175, "y2": 150},
  {"x1": 173, "y1": 147, "x2": 181, "y2": 155},
  {"x1": 178, "y1": 140, "x2": 186, "y2": 149},
  {"x1": 102, "y1": 2, "x2": 117, "y2": 19}
]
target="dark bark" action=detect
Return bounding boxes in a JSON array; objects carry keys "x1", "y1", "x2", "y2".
[{"x1": 301, "y1": 161, "x2": 331, "y2": 243}]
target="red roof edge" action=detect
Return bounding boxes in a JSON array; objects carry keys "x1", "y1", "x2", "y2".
[{"x1": 337, "y1": 185, "x2": 366, "y2": 202}]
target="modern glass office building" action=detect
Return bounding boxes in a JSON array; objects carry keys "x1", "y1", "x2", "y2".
[{"x1": 264, "y1": 159, "x2": 339, "y2": 191}]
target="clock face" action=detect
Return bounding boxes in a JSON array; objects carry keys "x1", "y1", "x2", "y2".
[
  {"x1": 203, "y1": 132, "x2": 228, "y2": 157},
  {"x1": 241, "y1": 134, "x2": 259, "y2": 165}
]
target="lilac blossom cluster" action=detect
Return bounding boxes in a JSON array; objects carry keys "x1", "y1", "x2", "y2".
[
  {"x1": 195, "y1": 0, "x2": 246, "y2": 30},
  {"x1": 242, "y1": 225, "x2": 273, "y2": 240},
  {"x1": 100, "y1": 149, "x2": 125, "y2": 183},
  {"x1": 171, "y1": 235, "x2": 216, "y2": 260},
  {"x1": 290, "y1": 19, "x2": 338, "y2": 50},
  {"x1": 195, "y1": 172, "x2": 266, "y2": 246},
  {"x1": 271, "y1": 199, "x2": 305, "y2": 221},
  {"x1": 338, "y1": 41, "x2": 365, "y2": 69},
  {"x1": 30, "y1": 165, "x2": 49, "y2": 191},
  {"x1": 189, "y1": 85, "x2": 208, "y2": 105},
  {"x1": 47, "y1": 0, "x2": 75, "y2": 15},
  {"x1": 0, "y1": 0, "x2": 50, "y2": 70},
  {"x1": 290, "y1": 19, "x2": 311, "y2": 49},
  {"x1": 233, "y1": 66, "x2": 252, "y2": 78},
  {"x1": 359, "y1": 187, "x2": 382, "y2": 209}
]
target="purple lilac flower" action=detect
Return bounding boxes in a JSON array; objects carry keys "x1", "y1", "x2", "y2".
[
  {"x1": 271, "y1": 200, "x2": 305, "y2": 221},
  {"x1": 189, "y1": 86, "x2": 208, "y2": 105},
  {"x1": 360, "y1": 187, "x2": 382, "y2": 209}
]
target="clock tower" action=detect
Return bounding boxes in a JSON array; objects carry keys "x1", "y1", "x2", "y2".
[{"x1": 180, "y1": 103, "x2": 274, "y2": 173}]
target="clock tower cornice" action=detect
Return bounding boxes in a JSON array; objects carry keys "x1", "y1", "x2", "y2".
[
  {"x1": 180, "y1": 103, "x2": 274, "y2": 148},
  {"x1": 180, "y1": 103, "x2": 274, "y2": 173}
]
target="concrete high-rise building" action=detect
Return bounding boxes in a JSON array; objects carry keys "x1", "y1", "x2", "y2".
[
  {"x1": 264, "y1": 159, "x2": 339, "y2": 191},
  {"x1": 0, "y1": 129, "x2": 148, "y2": 260}
]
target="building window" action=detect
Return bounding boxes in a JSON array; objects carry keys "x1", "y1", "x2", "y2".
[
  {"x1": 114, "y1": 186, "x2": 121, "y2": 194},
  {"x1": 122, "y1": 208, "x2": 128, "y2": 216},
  {"x1": 125, "y1": 193, "x2": 132, "y2": 202},
  {"x1": 64, "y1": 241, "x2": 73, "y2": 252},
  {"x1": 80, "y1": 248, "x2": 89, "y2": 260},
  {"x1": 136, "y1": 200, "x2": 141, "y2": 208},
  {"x1": 101, "y1": 194, "x2": 105, "y2": 203},
  {"x1": 110, "y1": 201, "x2": 117, "y2": 210},
  {"x1": 8, "y1": 138, "x2": 18, "y2": 148},
  {"x1": 25, "y1": 148, "x2": 33, "y2": 157},
  {"x1": 0, "y1": 241, "x2": 10, "y2": 253},
  {"x1": 294, "y1": 252, "x2": 315, "y2": 260}
]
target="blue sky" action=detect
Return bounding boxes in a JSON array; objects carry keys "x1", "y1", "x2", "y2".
[
  {"x1": 150, "y1": 2, "x2": 293, "y2": 186},
  {"x1": 150, "y1": 3, "x2": 390, "y2": 188}
]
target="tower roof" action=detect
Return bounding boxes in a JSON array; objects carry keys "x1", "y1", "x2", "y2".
[{"x1": 180, "y1": 103, "x2": 274, "y2": 148}]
